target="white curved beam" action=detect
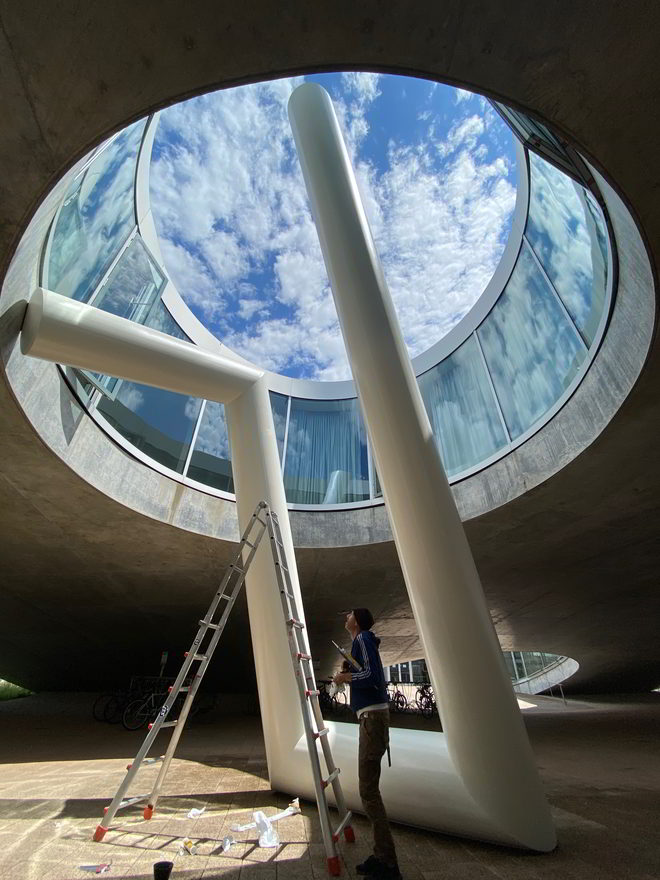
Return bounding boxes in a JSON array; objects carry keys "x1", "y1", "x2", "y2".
[
  {"x1": 287, "y1": 81, "x2": 555, "y2": 851},
  {"x1": 21, "y1": 287, "x2": 262, "y2": 403}
]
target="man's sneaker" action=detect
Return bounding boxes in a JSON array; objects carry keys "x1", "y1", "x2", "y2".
[{"x1": 356, "y1": 854, "x2": 383, "y2": 875}]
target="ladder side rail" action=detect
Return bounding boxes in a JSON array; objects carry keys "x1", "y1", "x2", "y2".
[
  {"x1": 269, "y1": 508, "x2": 354, "y2": 850},
  {"x1": 147, "y1": 507, "x2": 266, "y2": 725},
  {"x1": 309, "y1": 689, "x2": 351, "y2": 821},
  {"x1": 200, "y1": 516, "x2": 267, "y2": 627},
  {"x1": 264, "y1": 508, "x2": 339, "y2": 863},
  {"x1": 144, "y1": 668, "x2": 205, "y2": 815}
]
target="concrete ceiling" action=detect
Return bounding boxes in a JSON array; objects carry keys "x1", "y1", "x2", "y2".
[{"x1": 0, "y1": 2, "x2": 658, "y2": 695}]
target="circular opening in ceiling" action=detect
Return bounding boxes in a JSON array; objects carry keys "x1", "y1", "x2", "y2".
[{"x1": 149, "y1": 72, "x2": 517, "y2": 380}]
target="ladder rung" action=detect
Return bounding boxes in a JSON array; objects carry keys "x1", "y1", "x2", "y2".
[
  {"x1": 275, "y1": 561, "x2": 289, "y2": 572},
  {"x1": 282, "y1": 589, "x2": 295, "y2": 599},
  {"x1": 107, "y1": 795, "x2": 148, "y2": 812},
  {"x1": 230, "y1": 564, "x2": 244, "y2": 573},
  {"x1": 200, "y1": 620, "x2": 221, "y2": 629},
  {"x1": 185, "y1": 652, "x2": 208, "y2": 661},
  {"x1": 256, "y1": 516, "x2": 267, "y2": 526},
  {"x1": 305, "y1": 689, "x2": 320, "y2": 698},
  {"x1": 332, "y1": 810, "x2": 353, "y2": 842},
  {"x1": 148, "y1": 721, "x2": 177, "y2": 730},
  {"x1": 314, "y1": 728, "x2": 330, "y2": 739},
  {"x1": 126, "y1": 757, "x2": 163, "y2": 770},
  {"x1": 288, "y1": 619, "x2": 305, "y2": 629},
  {"x1": 297, "y1": 652, "x2": 312, "y2": 661},
  {"x1": 243, "y1": 539, "x2": 256, "y2": 549},
  {"x1": 322, "y1": 768, "x2": 340, "y2": 788}
]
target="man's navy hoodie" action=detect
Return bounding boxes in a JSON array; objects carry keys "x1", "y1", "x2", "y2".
[{"x1": 349, "y1": 630, "x2": 389, "y2": 714}]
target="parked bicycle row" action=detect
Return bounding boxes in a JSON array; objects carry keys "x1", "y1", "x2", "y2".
[
  {"x1": 92, "y1": 675, "x2": 215, "y2": 730},
  {"x1": 319, "y1": 680, "x2": 438, "y2": 719}
]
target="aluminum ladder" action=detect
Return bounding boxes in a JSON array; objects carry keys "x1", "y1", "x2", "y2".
[{"x1": 92, "y1": 500, "x2": 354, "y2": 875}]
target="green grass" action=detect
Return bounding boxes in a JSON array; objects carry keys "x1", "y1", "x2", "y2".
[{"x1": 0, "y1": 679, "x2": 33, "y2": 701}]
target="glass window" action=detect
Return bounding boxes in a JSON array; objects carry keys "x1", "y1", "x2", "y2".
[
  {"x1": 522, "y1": 651, "x2": 545, "y2": 676},
  {"x1": 418, "y1": 335, "x2": 508, "y2": 477},
  {"x1": 97, "y1": 381, "x2": 202, "y2": 473},
  {"x1": 513, "y1": 652, "x2": 527, "y2": 680},
  {"x1": 389, "y1": 666, "x2": 399, "y2": 683},
  {"x1": 503, "y1": 652, "x2": 516, "y2": 680},
  {"x1": 411, "y1": 660, "x2": 426, "y2": 683},
  {"x1": 269, "y1": 392, "x2": 289, "y2": 464},
  {"x1": 525, "y1": 151, "x2": 608, "y2": 346},
  {"x1": 283, "y1": 398, "x2": 369, "y2": 504},
  {"x1": 400, "y1": 663, "x2": 411, "y2": 683},
  {"x1": 91, "y1": 236, "x2": 164, "y2": 323},
  {"x1": 186, "y1": 401, "x2": 234, "y2": 492},
  {"x1": 477, "y1": 241, "x2": 586, "y2": 440},
  {"x1": 46, "y1": 119, "x2": 146, "y2": 303},
  {"x1": 142, "y1": 299, "x2": 190, "y2": 340}
]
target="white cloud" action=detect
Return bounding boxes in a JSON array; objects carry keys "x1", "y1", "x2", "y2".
[
  {"x1": 117, "y1": 385, "x2": 145, "y2": 412},
  {"x1": 150, "y1": 76, "x2": 516, "y2": 381},
  {"x1": 340, "y1": 72, "x2": 382, "y2": 106},
  {"x1": 454, "y1": 88, "x2": 474, "y2": 104}
]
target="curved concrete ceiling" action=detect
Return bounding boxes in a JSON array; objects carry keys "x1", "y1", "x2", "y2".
[{"x1": 0, "y1": 2, "x2": 658, "y2": 694}]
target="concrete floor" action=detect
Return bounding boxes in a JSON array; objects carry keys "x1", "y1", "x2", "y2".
[{"x1": 0, "y1": 694, "x2": 658, "y2": 879}]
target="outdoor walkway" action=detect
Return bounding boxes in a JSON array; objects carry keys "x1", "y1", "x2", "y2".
[{"x1": 0, "y1": 693, "x2": 658, "y2": 879}]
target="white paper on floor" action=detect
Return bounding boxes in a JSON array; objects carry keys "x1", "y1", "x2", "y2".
[
  {"x1": 254, "y1": 811, "x2": 279, "y2": 848},
  {"x1": 230, "y1": 797, "x2": 301, "y2": 834},
  {"x1": 187, "y1": 807, "x2": 206, "y2": 818},
  {"x1": 222, "y1": 835, "x2": 235, "y2": 852}
]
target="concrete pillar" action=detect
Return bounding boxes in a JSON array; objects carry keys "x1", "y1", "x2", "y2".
[{"x1": 288, "y1": 82, "x2": 555, "y2": 851}]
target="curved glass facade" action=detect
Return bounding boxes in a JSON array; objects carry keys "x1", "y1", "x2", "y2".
[{"x1": 43, "y1": 108, "x2": 613, "y2": 508}]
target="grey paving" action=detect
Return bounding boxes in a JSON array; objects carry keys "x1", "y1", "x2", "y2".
[{"x1": 0, "y1": 693, "x2": 657, "y2": 879}]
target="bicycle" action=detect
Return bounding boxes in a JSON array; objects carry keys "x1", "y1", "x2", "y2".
[
  {"x1": 122, "y1": 690, "x2": 167, "y2": 730},
  {"x1": 387, "y1": 682, "x2": 409, "y2": 713},
  {"x1": 122, "y1": 684, "x2": 198, "y2": 730},
  {"x1": 413, "y1": 683, "x2": 435, "y2": 718}
]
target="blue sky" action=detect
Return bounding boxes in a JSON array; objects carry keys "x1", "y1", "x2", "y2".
[{"x1": 150, "y1": 72, "x2": 517, "y2": 380}]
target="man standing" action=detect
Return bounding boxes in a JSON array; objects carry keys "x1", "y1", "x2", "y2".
[{"x1": 333, "y1": 608, "x2": 401, "y2": 880}]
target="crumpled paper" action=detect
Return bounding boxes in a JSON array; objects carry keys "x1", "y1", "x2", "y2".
[
  {"x1": 221, "y1": 835, "x2": 235, "y2": 852},
  {"x1": 79, "y1": 864, "x2": 111, "y2": 874},
  {"x1": 254, "y1": 811, "x2": 278, "y2": 848},
  {"x1": 230, "y1": 797, "x2": 301, "y2": 833},
  {"x1": 187, "y1": 807, "x2": 206, "y2": 819}
]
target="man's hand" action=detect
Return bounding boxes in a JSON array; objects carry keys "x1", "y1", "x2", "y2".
[{"x1": 333, "y1": 671, "x2": 352, "y2": 685}]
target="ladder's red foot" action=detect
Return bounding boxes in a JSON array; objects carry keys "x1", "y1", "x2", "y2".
[
  {"x1": 93, "y1": 825, "x2": 108, "y2": 842},
  {"x1": 143, "y1": 805, "x2": 154, "y2": 820},
  {"x1": 327, "y1": 855, "x2": 341, "y2": 876},
  {"x1": 343, "y1": 826, "x2": 355, "y2": 843}
]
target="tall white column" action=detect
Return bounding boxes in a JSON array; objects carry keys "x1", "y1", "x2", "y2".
[
  {"x1": 226, "y1": 376, "x2": 305, "y2": 787},
  {"x1": 289, "y1": 82, "x2": 555, "y2": 851}
]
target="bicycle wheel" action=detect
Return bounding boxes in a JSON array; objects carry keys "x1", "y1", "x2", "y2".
[
  {"x1": 122, "y1": 698, "x2": 152, "y2": 730},
  {"x1": 93, "y1": 693, "x2": 113, "y2": 722},
  {"x1": 103, "y1": 692, "x2": 127, "y2": 724},
  {"x1": 418, "y1": 698, "x2": 434, "y2": 718},
  {"x1": 393, "y1": 692, "x2": 408, "y2": 713}
]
